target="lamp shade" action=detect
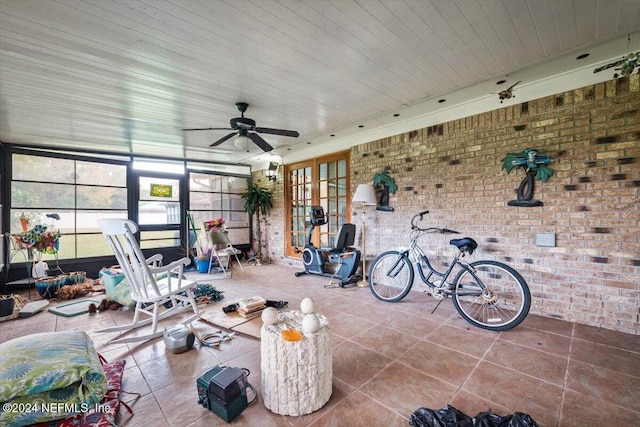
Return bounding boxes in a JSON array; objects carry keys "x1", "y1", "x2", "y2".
[{"x1": 352, "y1": 184, "x2": 377, "y2": 205}]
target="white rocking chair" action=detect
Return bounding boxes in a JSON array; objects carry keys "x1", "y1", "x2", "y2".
[
  {"x1": 96, "y1": 219, "x2": 200, "y2": 344},
  {"x1": 207, "y1": 230, "x2": 245, "y2": 277}
]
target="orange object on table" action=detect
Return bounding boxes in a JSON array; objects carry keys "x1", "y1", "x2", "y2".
[
  {"x1": 281, "y1": 329, "x2": 303, "y2": 342},
  {"x1": 20, "y1": 213, "x2": 29, "y2": 232}
]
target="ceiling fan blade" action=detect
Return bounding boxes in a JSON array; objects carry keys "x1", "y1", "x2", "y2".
[
  {"x1": 248, "y1": 132, "x2": 273, "y2": 152},
  {"x1": 210, "y1": 132, "x2": 237, "y2": 147},
  {"x1": 183, "y1": 127, "x2": 233, "y2": 131},
  {"x1": 254, "y1": 127, "x2": 299, "y2": 138}
]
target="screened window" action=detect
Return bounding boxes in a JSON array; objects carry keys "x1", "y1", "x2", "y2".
[
  {"x1": 188, "y1": 173, "x2": 250, "y2": 246},
  {"x1": 10, "y1": 154, "x2": 128, "y2": 261}
]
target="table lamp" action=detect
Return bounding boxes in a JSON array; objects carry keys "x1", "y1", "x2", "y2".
[{"x1": 351, "y1": 184, "x2": 377, "y2": 287}]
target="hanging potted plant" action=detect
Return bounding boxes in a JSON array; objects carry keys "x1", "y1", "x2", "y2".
[
  {"x1": 373, "y1": 170, "x2": 398, "y2": 211},
  {"x1": 241, "y1": 183, "x2": 273, "y2": 263}
]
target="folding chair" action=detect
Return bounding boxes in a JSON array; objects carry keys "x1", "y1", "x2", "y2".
[
  {"x1": 208, "y1": 230, "x2": 245, "y2": 277},
  {"x1": 96, "y1": 219, "x2": 200, "y2": 344}
]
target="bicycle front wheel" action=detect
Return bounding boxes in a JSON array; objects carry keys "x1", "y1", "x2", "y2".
[
  {"x1": 452, "y1": 260, "x2": 530, "y2": 331},
  {"x1": 368, "y1": 250, "x2": 414, "y2": 302}
]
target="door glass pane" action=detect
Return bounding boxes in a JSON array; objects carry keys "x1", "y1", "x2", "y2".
[
  {"x1": 328, "y1": 162, "x2": 336, "y2": 179},
  {"x1": 319, "y1": 181, "x2": 328, "y2": 198},
  {"x1": 337, "y1": 178, "x2": 347, "y2": 196},
  {"x1": 319, "y1": 163, "x2": 327, "y2": 180},
  {"x1": 338, "y1": 159, "x2": 346, "y2": 177}
]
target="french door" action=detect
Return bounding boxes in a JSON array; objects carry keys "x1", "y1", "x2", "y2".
[{"x1": 285, "y1": 151, "x2": 350, "y2": 257}]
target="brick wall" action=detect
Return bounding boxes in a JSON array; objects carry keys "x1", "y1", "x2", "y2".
[{"x1": 267, "y1": 76, "x2": 640, "y2": 334}]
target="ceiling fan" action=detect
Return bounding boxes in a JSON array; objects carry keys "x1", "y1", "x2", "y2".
[{"x1": 182, "y1": 102, "x2": 299, "y2": 152}]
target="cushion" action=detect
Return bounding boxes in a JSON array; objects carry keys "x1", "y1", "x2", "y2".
[
  {"x1": 31, "y1": 359, "x2": 127, "y2": 427},
  {"x1": 0, "y1": 331, "x2": 107, "y2": 427},
  {"x1": 108, "y1": 279, "x2": 135, "y2": 308}
]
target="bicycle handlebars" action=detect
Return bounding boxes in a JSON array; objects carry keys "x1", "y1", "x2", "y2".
[
  {"x1": 440, "y1": 228, "x2": 460, "y2": 234},
  {"x1": 411, "y1": 211, "x2": 460, "y2": 234}
]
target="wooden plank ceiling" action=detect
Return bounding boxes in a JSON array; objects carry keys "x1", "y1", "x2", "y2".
[{"x1": 1, "y1": 0, "x2": 639, "y2": 167}]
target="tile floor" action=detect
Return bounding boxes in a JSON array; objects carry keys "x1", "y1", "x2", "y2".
[{"x1": 1, "y1": 264, "x2": 639, "y2": 427}]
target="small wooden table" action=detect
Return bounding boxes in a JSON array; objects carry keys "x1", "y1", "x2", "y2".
[{"x1": 260, "y1": 310, "x2": 332, "y2": 416}]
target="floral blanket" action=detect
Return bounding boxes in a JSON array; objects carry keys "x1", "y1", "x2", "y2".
[{"x1": 0, "y1": 331, "x2": 107, "y2": 427}]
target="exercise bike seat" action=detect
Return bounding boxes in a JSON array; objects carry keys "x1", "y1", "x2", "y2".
[{"x1": 317, "y1": 223, "x2": 356, "y2": 254}]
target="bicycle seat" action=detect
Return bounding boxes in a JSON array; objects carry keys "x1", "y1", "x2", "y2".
[{"x1": 450, "y1": 237, "x2": 478, "y2": 254}]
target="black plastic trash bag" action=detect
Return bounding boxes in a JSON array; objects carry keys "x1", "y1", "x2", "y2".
[
  {"x1": 474, "y1": 409, "x2": 538, "y2": 427},
  {"x1": 409, "y1": 406, "x2": 538, "y2": 427},
  {"x1": 409, "y1": 405, "x2": 474, "y2": 427}
]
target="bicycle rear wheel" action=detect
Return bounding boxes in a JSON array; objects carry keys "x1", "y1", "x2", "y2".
[
  {"x1": 452, "y1": 260, "x2": 530, "y2": 331},
  {"x1": 368, "y1": 250, "x2": 414, "y2": 302}
]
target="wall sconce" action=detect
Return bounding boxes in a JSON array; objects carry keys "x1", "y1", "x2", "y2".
[{"x1": 266, "y1": 161, "x2": 278, "y2": 181}]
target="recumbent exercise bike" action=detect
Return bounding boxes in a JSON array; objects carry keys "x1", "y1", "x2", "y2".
[{"x1": 294, "y1": 206, "x2": 362, "y2": 287}]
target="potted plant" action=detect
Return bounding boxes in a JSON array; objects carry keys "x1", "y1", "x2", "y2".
[
  {"x1": 194, "y1": 253, "x2": 211, "y2": 274},
  {"x1": 241, "y1": 183, "x2": 273, "y2": 262},
  {"x1": 373, "y1": 170, "x2": 398, "y2": 211}
]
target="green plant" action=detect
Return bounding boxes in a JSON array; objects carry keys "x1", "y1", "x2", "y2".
[
  {"x1": 241, "y1": 183, "x2": 274, "y2": 260},
  {"x1": 373, "y1": 170, "x2": 398, "y2": 194},
  {"x1": 501, "y1": 148, "x2": 553, "y2": 182}
]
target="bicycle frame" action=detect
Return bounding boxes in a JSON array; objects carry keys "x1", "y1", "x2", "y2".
[{"x1": 395, "y1": 232, "x2": 486, "y2": 298}]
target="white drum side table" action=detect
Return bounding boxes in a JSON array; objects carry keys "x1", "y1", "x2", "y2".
[{"x1": 260, "y1": 310, "x2": 332, "y2": 416}]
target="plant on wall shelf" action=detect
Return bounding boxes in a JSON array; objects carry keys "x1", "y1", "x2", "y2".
[
  {"x1": 241, "y1": 183, "x2": 273, "y2": 262},
  {"x1": 372, "y1": 170, "x2": 397, "y2": 211},
  {"x1": 501, "y1": 148, "x2": 553, "y2": 207}
]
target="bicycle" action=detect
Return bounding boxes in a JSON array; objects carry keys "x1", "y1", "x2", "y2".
[{"x1": 368, "y1": 210, "x2": 531, "y2": 331}]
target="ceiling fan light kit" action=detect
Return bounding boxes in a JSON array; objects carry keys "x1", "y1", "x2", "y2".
[
  {"x1": 233, "y1": 134, "x2": 251, "y2": 152},
  {"x1": 183, "y1": 102, "x2": 299, "y2": 152}
]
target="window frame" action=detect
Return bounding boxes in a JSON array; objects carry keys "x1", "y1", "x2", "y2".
[{"x1": 7, "y1": 151, "x2": 130, "y2": 261}]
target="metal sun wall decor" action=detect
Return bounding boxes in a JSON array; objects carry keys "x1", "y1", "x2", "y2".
[{"x1": 501, "y1": 148, "x2": 553, "y2": 207}]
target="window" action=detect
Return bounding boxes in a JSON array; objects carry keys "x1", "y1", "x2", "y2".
[
  {"x1": 285, "y1": 151, "x2": 350, "y2": 257},
  {"x1": 10, "y1": 153, "x2": 128, "y2": 261},
  {"x1": 5, "y1": 150, "x2": 253, "y2": 271},
  {"x1": 188, "y1": 172, "x2": 250, "y2": 247}
]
